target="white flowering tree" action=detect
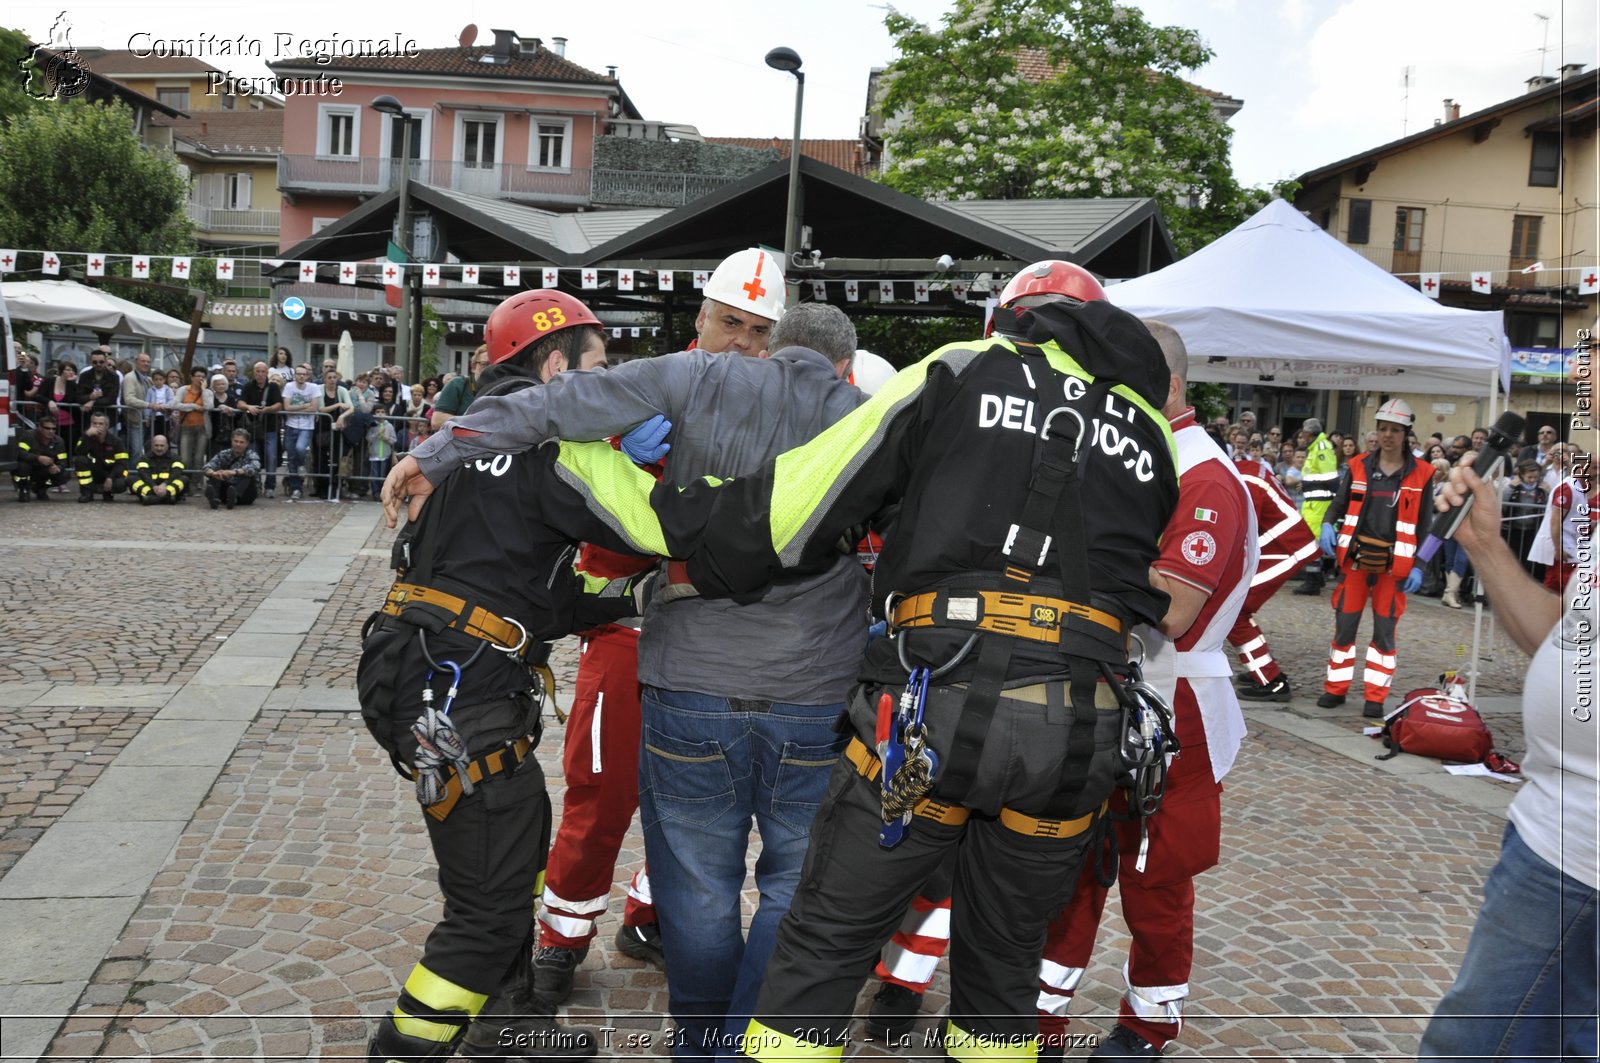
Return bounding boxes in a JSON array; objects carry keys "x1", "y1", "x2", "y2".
[{"x1": 876, "y1": 0, "x2": 1271, "y2": 254}]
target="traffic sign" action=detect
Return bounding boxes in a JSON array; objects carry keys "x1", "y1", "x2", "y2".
[{"x1": 281, "y1": 296, "x2": 306, "y2": 321}]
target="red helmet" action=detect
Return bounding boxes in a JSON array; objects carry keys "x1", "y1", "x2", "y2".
[
  {"x1": 484, "y1": 290, "x2": 603, "y2": 365},
  {"x1": 998, "y1": 260, "x2": 1106, "y2": 309}
]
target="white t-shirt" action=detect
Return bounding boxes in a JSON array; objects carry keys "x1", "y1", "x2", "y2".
[
  {"x1": 1508, "y1": 559, "x2": 1600, "y2": 891},
  {"x1": 282, "y1": 381, "x2": 320, "y2": 430}
]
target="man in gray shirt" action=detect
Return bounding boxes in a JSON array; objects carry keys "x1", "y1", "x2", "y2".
[{"x1": 384, "y1": 298, "x2": 868, "y2": 1060}]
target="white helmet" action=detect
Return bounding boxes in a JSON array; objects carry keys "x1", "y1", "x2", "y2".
[
  {"x1": 703, "y1": 248, "x2": 787, "y2": 323},
  {"x1": 849, "y1": 350, "x2": 897, "y2": 395},
  {"x1": 1375, "y1": 397, "x2": 1414, "y2": 428}
]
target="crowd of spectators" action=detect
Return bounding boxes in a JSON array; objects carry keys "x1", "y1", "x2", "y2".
[
  {"x1": 9, "y1": 342, "x2": 445, "y2": 506},
  {"x1": 1204, "y1": 411, "x2": 1577, "y2": 598}
]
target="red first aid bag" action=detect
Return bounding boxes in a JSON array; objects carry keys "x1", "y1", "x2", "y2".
[{"x1": 1377, "y1": 686, "x2": 1495, "y2": 764}]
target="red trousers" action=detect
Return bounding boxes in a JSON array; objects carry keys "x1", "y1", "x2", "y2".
[
  {"x1": 1226, "y1": 564, "x2": 1297, "y2": 685},
  {"x1": 538, "y1": 625, "x2": 654, "y2": 949},
  {"x1": 1037, "y1": 746, "x2": 1221, "y2": 1051},
  {"x1": 1324, "y1": 568, "x2": 1405, "y2": 706}
]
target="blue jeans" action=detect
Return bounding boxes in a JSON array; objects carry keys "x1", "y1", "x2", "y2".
[
  {"x1": 1420, "y1": 822, "x2": 1598, "y2": 1060},
  {"x1": 257, "y1": 425, "x2": 279, "y2": 491},
  {"x1": 637, "y1": 687, "x2": 846, "y2": 1063},
  {"x1": 284, "y1": 427, "x2": 312, "y2": 494},
  {"x1": 1442, "y1": 539, "x2": 1470, "y2": 578}
]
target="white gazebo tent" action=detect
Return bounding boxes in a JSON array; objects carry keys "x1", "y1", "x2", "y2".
[
  {"x1": 0, "y1": 279, "x2": 196, "y2": 341},
  {"x1": 1106, "y1": 198, "x2": 1511, "y2": 406}
]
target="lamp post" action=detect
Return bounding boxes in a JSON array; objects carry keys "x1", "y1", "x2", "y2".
[
  {"x1": 371, "y1": 94, "x2": 418, "y2": 381},
  {"x1": 765, "y1": 47, "x2": 805, "y2": 275}
]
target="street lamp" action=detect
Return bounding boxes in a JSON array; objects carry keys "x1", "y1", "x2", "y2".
[
  {"x1": 371, "y1": 94, "x2": 419, "y2": 381},
  {"x1": 765, "y1": 47, "x2": 805, "y2": 273}
]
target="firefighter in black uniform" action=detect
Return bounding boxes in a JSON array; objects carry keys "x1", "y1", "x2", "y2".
[
  {"x1": 358, "y1": 291, "x2": 670, "y2": 1063},
  {"x1": 131, "y1": 434, "x2": 187, "y2": 505},
  {"x1": 75, "y1": 411, "x2": 130, "y2": 501},
  {"x1": 14, "y1": 417, "x2": 71, "y2": 500},
  {"x1": 645, "y1": 261, "x2": 1181, "y2": 1061}
]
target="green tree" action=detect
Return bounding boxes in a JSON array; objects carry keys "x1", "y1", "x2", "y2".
[
  {"x1": 0, "y1": 27, "x2": 47, "y2": 126},
  {"x1": 0, "y1": 98, "x2": 199, "y2": 316},
  {"x1": 875, "y1": 0, "x2": 1268, "y2": 255}
]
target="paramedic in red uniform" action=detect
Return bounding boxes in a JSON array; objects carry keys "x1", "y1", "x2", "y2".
[
  {"x1": 1034, "y1": 321, "x2": 1256, "y2": 1061},
  {"x1": 1230, "y1": 446, "x2": 1318, "y2": 702}
]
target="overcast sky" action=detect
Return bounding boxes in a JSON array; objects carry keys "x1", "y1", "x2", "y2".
[{"x1": 12, "y1": 0, "x2": 1598, "y2": 188}]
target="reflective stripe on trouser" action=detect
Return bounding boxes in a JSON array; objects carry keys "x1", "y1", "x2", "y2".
[
  {"x1": 1036, "y1": 754, "x2": 1218, "y2": 1053},
  {"x1": 746, "y1": 681, "x2": 1111, "y2": 1062},
  {"x1": 873, "y1": 852, "x2": 956, "y2": 992},
  {"x1": 1228, "y1": 557, "x2": 1298, "y2": 684},
  {"x1": 1325, "y1": 570, "x2": 1406, "y2": 704},
  {"x1": 540, "y1": 625, "x2": 654, "y2": 949},
  {"x1": 396, "y1": 695, "x2": 551, "y2": 1041}
]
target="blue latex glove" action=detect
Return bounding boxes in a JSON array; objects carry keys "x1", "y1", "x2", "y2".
[
  {"x1": 1402, "y1": 568, "x2": 1423, "y2": 594},
  {"x1": 866, "y1": 620, "x2": 888, "y2": 647},
  {"x1": 620, "y1": 414, "x2": 672, "y2": 465},
  {"x1": 1318, "y1": 524, "x2": 1337, "y2": 558}
]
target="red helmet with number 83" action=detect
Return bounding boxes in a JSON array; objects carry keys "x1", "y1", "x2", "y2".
[{"x1": 485, "y1": 290, "x2": 604, "y2": 365}]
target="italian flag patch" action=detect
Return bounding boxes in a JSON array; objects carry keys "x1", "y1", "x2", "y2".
[{"x1": 1194, "y1": 507, "x2": 1218, "y2": 524}]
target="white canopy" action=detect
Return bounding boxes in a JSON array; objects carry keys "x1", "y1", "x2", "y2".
[
  {"x1": 0, "y1": 279, "x2": 197, "y2": 342},
  {"x1": 1106, "y1": 198, "x2": 1510, "y2": 398}
]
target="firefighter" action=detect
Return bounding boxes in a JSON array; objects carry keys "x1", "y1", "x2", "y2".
[
  {"x1": 1292, "y1": 418, "x2": 1339, "y2": 595},
  {"x1": 74, "y1": 411, "x2": 130, "y2": 501},
  {"x1": 1034, "y1": 322, "x2": 1256, "y2": 1060},
  {"x1": 130, "y1": 434, "x2": 187, "y2": 505},
  {"x1": 357, "y1": 290, "x2": 669, "y2": 1063},
  {"x1": 14, "y1": 417, "x2": 71, "y2": 501},
  {"x1": 641, "y1": 259, "x2": 1180, "y2": 1060},
  {"x1": 1316, "y1": 398, "x2": 1436, "y2": 718},
  {"x1": 1230, "y1": 441, "x2": 1318, "y2": 701}
]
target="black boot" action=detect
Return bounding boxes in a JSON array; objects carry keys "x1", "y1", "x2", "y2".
[
  {"x1": 461, "y1": 954, "x2": 598, "y2": 1061},
  {"x1": 367, "y1": 1015, "x2": 458, "y2": 1062}
]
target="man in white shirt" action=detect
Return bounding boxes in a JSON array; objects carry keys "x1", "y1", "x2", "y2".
[{"x1": 280, "y1": 364, "x2": 320, "y2": 500}]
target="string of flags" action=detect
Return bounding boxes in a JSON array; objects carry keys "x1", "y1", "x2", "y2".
[{"x1": 3, "y1": 248, "x2": 1596, "y2": 298}]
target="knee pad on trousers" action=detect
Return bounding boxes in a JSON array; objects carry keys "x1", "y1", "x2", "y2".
[{"x1": 368, "y1": 1015, "x2": 459, "y2": 1063}]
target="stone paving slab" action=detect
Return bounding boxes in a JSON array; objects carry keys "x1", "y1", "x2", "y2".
[
  {"x1": 0, "y1": 682, "x2": 52, "y2": 707},
  {"x1": 0, "y1": 980, "x2": 90, "y2": 1062},
  {"x1": 211, "y1": 633, "x2": 307, "y2": 659},
  {"x1": 189, "y1": 655, "x2": 290, "y2": 688},
  {"x1": 0, "y1": 821, "x2": 186, "y2": 899},
  {"x1": 61, "y1": 766, "x2": 224, "y2": 823},
  {"x1": 0, "y1": 897, "x2": 143, "y2": 982},
  {"x1": 158, "y1": 686, "x2": 274, "y2": 722},
  {"x1": 27, "y1": 684, "x2": 181, "y2": 708},
  {"x1": 113, "y1": 719, "x2": 253, "y2": 767}
]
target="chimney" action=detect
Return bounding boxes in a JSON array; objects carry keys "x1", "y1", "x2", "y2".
[
  {"x1": 1442, "y1": 98, "x2": 1461, "y2": 122},
  {"x1": 606, "y1": 65, "x2": 617, "y2": 79},
  {"x1": 1561, "y1": 62, "x2": 1587, "y2": 79},
  {"x1": 521, "y1": 37, "x2": 542, "y2": 57},
  {"x1": 489, "y1": 28, "x2": 516, "y2": 64},
  {"x1": 552, "y1": 37, "x2": 567, "y2": 57},
  {"x1": 1527, "y1": 74, "x2": 1558, "y2": 92}
]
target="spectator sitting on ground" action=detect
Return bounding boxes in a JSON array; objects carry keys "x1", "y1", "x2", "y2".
[
  {"x1": 131, "y1": 435, "x2": 187, "y2": 505},
  {"x1": 74, "y1": 411, "x2": 130, "y2": 502},
  {"x1": 13, "y1": 417, "x2": 71, "y2": 501},
  {"x1": 202, "y1": 429, "x2": 262, "y2": 510}
]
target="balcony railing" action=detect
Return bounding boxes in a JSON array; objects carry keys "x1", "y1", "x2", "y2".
[
  {"x1": 1347, "y1": 245, "x2": 1557, "y2": 288},
  {"x1": 185, "y1": 202, "x2": 281, "y2": 235},
  {"x1": 277, "y1": 155, "x2": 742, "y2": 209}
]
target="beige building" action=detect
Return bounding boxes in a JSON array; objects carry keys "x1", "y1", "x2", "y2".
[{"x1": 1294, "y1": 68, "x2": 1598, "y2": 440}]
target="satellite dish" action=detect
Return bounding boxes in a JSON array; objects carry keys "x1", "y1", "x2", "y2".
[{"x1": 459, "y1": 24, "x2": 478, "y2": 47}]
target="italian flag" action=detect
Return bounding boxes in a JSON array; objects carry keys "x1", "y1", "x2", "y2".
[{"x1": 1194, "y1": 507, "x2": 1218, "y2": 524}]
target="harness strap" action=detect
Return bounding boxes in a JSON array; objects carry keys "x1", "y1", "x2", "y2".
[
  {"x1": 891, "y1": 588, "x2": 1123, "y2": 646},
  {"x1": 423, "y1": 736, "x2": 533, "y2": 822},
  {"x1": 843, "y1": 737, "x2": 1100, "y2": 838},
  {"x1": 382, "y1": 582, "x2": 531, "y2": 659}
]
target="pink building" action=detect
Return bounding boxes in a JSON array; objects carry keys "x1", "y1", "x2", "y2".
[{"x1": 271, "y1": 29, "x2": 634, "y2": 249}]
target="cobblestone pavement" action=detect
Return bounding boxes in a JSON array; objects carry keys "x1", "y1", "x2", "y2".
[{"x1": 0, "y1": 498, "x2": 1539, "y2": 1061}]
